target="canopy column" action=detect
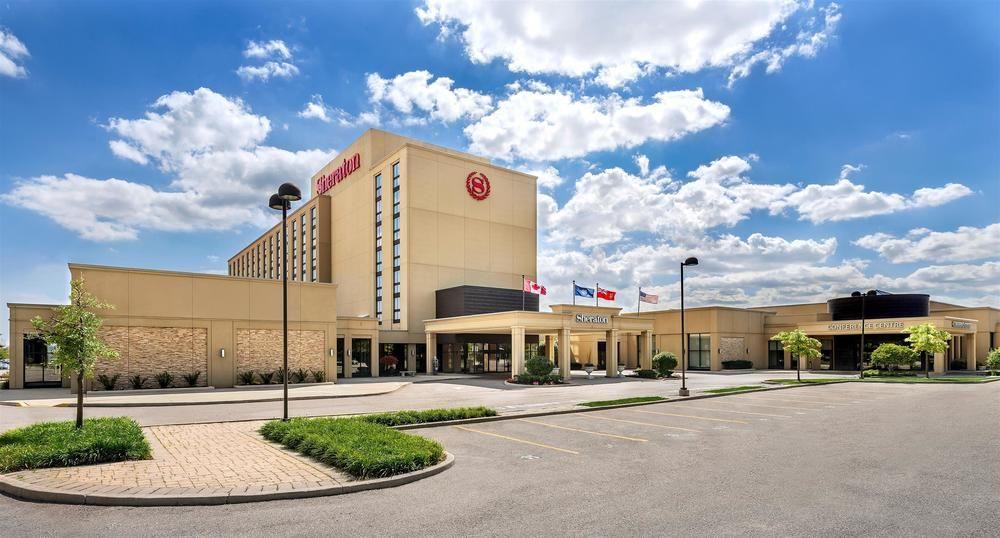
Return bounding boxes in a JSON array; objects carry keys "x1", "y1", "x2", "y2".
[
  {"x1": 511, "y1": 326, "x2": 526, "y2": 377},
  {"x1": 640, "y1": 330, "x2": 653, "y2": 370},
  {"x1": 558, "y1": 328, "x2": 572, "y2": 381},
  {"x1": 605, "y1": 329, "x2": 619, "y2": 377},
  {"x1": 425, "y1": 331, "x2": 436, "y2": 374}
]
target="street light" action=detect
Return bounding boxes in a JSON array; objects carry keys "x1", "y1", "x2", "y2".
[
  {"x1": 851, "y1": 290, "x2": 876, "y2": 380},
  {"x1": 679, "y1": 256, "x2": 698, "y2": 397},
  {"x1": 269, "y1": 182, "x2": 302, "y2": 421}
]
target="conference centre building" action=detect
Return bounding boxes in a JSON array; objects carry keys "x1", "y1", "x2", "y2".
[{"x1": 7, "y1": 130, "x2": 999, "y2": 390}]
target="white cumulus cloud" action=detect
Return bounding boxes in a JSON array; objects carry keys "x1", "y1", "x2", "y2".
[
  {"x1": 366, "y1": 70, "x2": 493, "y2": 123},
  {"x1": 855, "y1": 223, "x2": 1000, "y2": 264},
  {"x1": 417, "y1": 0, "x2": 837, "y2": 87},
  {"x1": 465, "y1": 88, "x2": 730, "y2": 162},
  {"x1": 237, "y1": 61, "x2": 299, "y2": 81},
  {"x1": 4, "y1": 88, "x2": 333, "y2": 241},
  {"x1": 237, "y1": 39, "x2": 299, "y2": 81},
  {"x1": 243, "y1": 39, "x2": 292, "y2": 60},
  {"x1": 298, "y1": 94, "x2": 332, "y2": 123},
  {"x1": 0, "y1": 28, "x2": 30, "y2": 78}
]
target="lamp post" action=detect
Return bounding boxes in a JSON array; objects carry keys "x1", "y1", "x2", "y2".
[
  {"x1": 851, "y1": 290, "x2": 876, "y2": 379},
  {"x1": 679, "y1": 256, "x2": 698, "y2": 397},
  {"x1": 269, "y1": 182, "x2": 302, "y2": 421}
]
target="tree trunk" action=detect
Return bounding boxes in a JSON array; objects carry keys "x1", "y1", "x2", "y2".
[
  {"x1": 796, "y1": 360, "x2": 801, "y2": 382},
  {"x1": 76, "y1": 371, "x2": 84, "y2": 428}
]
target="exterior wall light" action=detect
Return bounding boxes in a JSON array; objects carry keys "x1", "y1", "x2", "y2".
[{"x1": 219, "y1": 348, "x2": 226, "y2": 358}]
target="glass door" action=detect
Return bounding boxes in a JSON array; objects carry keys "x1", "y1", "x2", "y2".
[
  {"x1": 23, "y1": 336, "x2": 62, "y2": 387},
  {"x1": 336, "y1": 337, "x2": 345, "y2": 377},
  {"x1": 351, "y1": 339, "x2": 372, "y2": 377}
]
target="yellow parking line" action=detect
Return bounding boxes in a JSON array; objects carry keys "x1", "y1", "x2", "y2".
[
  {"x1": 630, "y1": 409, "x2": 749, "y2": 424},
  {"x1": 587, "y1": 415, "x2": 701, "y2": 433},
  {"x1": 673, "y1": 405, "x2": 790, "y2": 418},
  {"x1": 453, "y1": 425, "x2": 580, "y2": 454},
  {"x1": 519, "y1": 419, "x2": 648, "y2": 442}
]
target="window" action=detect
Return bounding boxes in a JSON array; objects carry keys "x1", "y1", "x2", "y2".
[
  {"x1": 391, "y1": 162, "x2": 401, "y2": 323},
  {"x1": 687, "y1": 333, "x2": 711, "y2": 369},
  {"x1": 768, "y1": 340, "x2": 784, "y2": 369},
  {"x1": 374, "y1": 173, "x2": 383, "y2": 323},
  {"x1": 275, "y1": 232, "x2": 281, "y2": 279},
  {"x1": 310, "y1": 207, "x2": 317, "y2": 281},
  {"x1": 291, "y1": 220, "x2": 297, "y2": 280}
]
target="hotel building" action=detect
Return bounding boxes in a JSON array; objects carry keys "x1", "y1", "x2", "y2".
[{"x1": 6, "y1": 130, "x2": 998, "y2": 389}]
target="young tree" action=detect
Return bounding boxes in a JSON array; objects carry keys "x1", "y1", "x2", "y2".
[
  {"x1": 903, "y1": 323, "x2": 951, "y2": 378},
  {"x1": 985, "y1": 348, "x2": 1000, "y2": 376},
  {"x1": 31, "y1": 279, "x2": 119, "y2": 428},
  {"x1": 771, "y1": 329, "x2": 822, "y2": 382},
  {"x1": 869, "y1": 343, "x2": 918, "y2": 373}
]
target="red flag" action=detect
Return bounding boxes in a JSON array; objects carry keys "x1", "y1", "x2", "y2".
[
  {"x1": 597, "y1": 287, "x2": 616, "y2": 301},
  {"x1": 523, "y1": 277, "x2": 547, "y2": 295}
]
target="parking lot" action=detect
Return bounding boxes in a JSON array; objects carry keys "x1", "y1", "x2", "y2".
[{"x1": 1, "y1": 381, "x2": 997, "y2": 537}]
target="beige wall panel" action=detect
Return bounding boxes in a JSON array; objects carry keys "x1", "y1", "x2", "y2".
[
  {"x1": 71, "y1": 268, "x2": 130, "y2": 316},
  {"x1": 463, "y1": 218, "x2": 491, "y2": 272},
  {"x1": 486, "y1": 170, "x2": 514, "y2": 227},
  {"x1": 437, "y1": 160, "x2": 469, "y2": 218},
  {"x1": 128, "y1": 274, "x2": 194, "y2": 318},
  {"x1": 489, "y1": 224, "x2": 514, "y2": 274},
  {"x1": 437, "y1": 213, "x2": 465, "y2": 267},
  {"x1": 192, "y1": 278, "x2": 250, "y2": 320},
  {"x1": 408, "y1": 154, "x2": 438, "y2": 211},
  {"x1": 409, "y1": 208, "x2": 439, "y2": 265}
]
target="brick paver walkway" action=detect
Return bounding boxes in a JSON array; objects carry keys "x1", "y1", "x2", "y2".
[{"x1": 4, "y1": 422, "x2": 350, "y2": 497}]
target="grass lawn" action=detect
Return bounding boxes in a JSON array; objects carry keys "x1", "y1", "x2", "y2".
[
  {"x1": 579, "y1": 396, "x2": 667, "y2": 407},
  {"x1": 766, "y1": 377, "x2": 997, "y2": 385},
  {"x1": 260, "y1": 418, "x2": 444, "y2": 479},
  {"x1": 0, "y1": 417, "x2": 151, "y2": 473},
  {"x1": 357, "y1": 406, "x2": 496, "y2": 426},
  {"x1": 704, "y1": 385, "x2": 765, "y2": 394}
]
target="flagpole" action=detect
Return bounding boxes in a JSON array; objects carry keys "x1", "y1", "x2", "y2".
[
  {"x1": 637, "y1": 286, "x2": 641, "y2": 314},
  {"x1": 572, "y1": 280, "x2": 576, "y2": 306},
  {"x1": 596, "y1": 282, "x2": 599, "y2": 306},
  {"x1": 521, "y1": 274, "x2": 525, "y2": 311}
]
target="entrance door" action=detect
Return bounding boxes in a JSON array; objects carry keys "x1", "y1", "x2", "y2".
[
  {"x1": 597, "y1": 341, "x2": 606, "y2": 369},
  {"x1": 336, "y1": 338, "x2": 345, "y2": 377},
  {"x1": 352, "y1": 339, "x2": 372, "y2": 377},
  {"x1": 768, "y1": 340, "x2": 784, "y2": 369},
  {"x1": 23, "y1": 336, "x2": 61, "y2": 388}
]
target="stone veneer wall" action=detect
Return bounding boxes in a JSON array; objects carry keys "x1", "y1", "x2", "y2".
[
  {"x1": 94, "y1": 326, "x2": 209, "y2": 389},
  {"x1": 720, "y1": 337, "x2": 746, "y2": 362},
  {"x1": 235, "y1": 329, "x2": 325, "y2": 382}
]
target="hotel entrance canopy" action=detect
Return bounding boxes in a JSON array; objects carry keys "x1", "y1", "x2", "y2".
[{"x1": 423, "y1": 305, "x2": 655, "y2": 379}]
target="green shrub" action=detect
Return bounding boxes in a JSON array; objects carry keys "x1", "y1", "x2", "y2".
[
  {"x1": 580, "y1": 396, "x2": 666, "y2": 407},
  {"x1": 97, "y1": 373, "x2": 120, "y2": 391},
  {"x1": 871, "y1": 343, "x2": 918, "y2": 372},
  {"x1": 722, "y1": 359, "x2": 753, "y2": 369},
  {"x1": 652, "y1": 352, "x2": 678, "y2": 377},
  {"x1": 275, "y1": 368, "x2": 287, "y2": 383},
  {"x1": 182, "y1": 371, "x2": 201, "y2": 387},
  {"x1": 359, "y1": 406, "x2": 496, "y2": 427},
  {"x1": 259, "y1": 417, "x2": 444, "y2": 478},
  {"x1": 635, "y1": 369, "x2": 658, "y2": 379},
  {"x1": 863, "y1": 369, "x2": 880, "y2": 377},
  {"x1": 986, "y1": 348, "x2": 1000, "y2": 374},
  {"x1": 237, "y1": 370, "x2": 256, "y2": 385},
  {"x1": 0, "y1": 417, "x2": 151, "y2": 472},
  {"x1": 258, "y1": 371, "x2": 275, "y2": 384},
  {"x1": 312, "y1": 370, "x2": 326, "y2": 383},
  {"x1": 513, "y1": 373, "x2": 564, "y2": 385},
  {"x1": 525, "y1": 355, "x2": 553, "y2": 376},
  {"x1": 154, "y1": 371, "x2": 174, "y2": 388},
  {"x1": 127, "y1": 375, "x2": 146, "y2": 390},
  {"x1": 291, "y1": 368, "x2": 309, "y2": 383}
]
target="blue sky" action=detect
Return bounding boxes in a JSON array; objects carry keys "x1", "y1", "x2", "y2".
[{"x1": 1, "y1": 0, "x2": 998, "y2": 344}]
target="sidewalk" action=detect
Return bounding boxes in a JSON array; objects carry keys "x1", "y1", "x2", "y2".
[
  {"x1": 0, "y1": 421, "x2": 453, "y2": 505},
  {"x1": 0, "y1": 380, "x2": 410, "y2": 408}
]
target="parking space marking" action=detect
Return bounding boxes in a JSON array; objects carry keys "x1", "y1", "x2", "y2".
[
  {"x1": 630, "y1": 409, "x2": 749, "y2": 425},
  {"x1": 672, "y1": 405, "x2": 790, "y2": 418},
  {"x1": 733, "y1": 395, "x2": 846, "y2": 406},
  {"x1": 518, "y1": 419, "x2": 648, "y2": 442},
  {"x1": 587, "y1": 415, "x2": 702, "y2": 433},
  {"x1": 453, "y1": 425, "x2": 580, "y2": 454},
  {"x1": 721, "y1": 401, "x2": 812, "y2": 412},
  {"x1": 754, "y1": 394, "x2": 858, "y2": 404}
]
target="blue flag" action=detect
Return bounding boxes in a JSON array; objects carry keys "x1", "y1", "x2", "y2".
[{"x1": 574, "y1": 284, "x2": 595, "y2": 299}]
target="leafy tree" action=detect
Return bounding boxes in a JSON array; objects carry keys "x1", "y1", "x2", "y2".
[
  {"x1": 869, "y1": 343, "x2": 917, "y2": 372},
  {"x1": 903, "y1": 323, "x2": 951, "y2": 378},
  {"x1": 31, "y1": 279, "x2": 119, "y2": 428},
  {"x1": 0, "y1": 343, "x2": 8, "y2": 361},
  {"x1": 771, "y1": 329, "x2": 821, "y2": 382},
  {"x1": 985, "y1": 348, "x2": 1000, "y2": 376},
  {"x1": 652, "y1": 352, "x2": 678, "y2": 377}
]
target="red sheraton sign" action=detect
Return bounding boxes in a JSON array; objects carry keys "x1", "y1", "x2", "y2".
[{"x1": 316, "y1": 153, "x2": 361, "y2": 195}]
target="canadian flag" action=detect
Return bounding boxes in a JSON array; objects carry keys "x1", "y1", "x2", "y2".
[
  {"x1": 523, "y1": 277, "x2": 547, "y2": 295},
  {"x1": 597, "y1": 287, "x2": 617, "y2": 301}
]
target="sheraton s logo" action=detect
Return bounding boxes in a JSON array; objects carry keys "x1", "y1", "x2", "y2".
[
  {"x1": 316, "y1": 153, "x2": 361, "y2": 195},
  {"x1": 466, "y1": 171, "x2": 491, "y2": 201}
]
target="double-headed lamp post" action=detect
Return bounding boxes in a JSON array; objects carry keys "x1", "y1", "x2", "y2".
[
  {"x1": 269, "y1": 182, "x2": 302, "y2": 421},
  {"x1": 679, "y1": 256, "x2": 699, "y2": 397},
  {"x1": 851, "y1": 290, "x2": 876, "y2": 380}
]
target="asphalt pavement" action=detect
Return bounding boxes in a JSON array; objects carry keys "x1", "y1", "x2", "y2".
[{"x1": 1, "y1": 381, "x2": 997, "y2": 537}]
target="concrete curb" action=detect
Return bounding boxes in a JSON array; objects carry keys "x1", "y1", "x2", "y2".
[
  {"x1": 0, "y1": 452, "x2": 454, "y2": 506},
  {"x1": 32, "y1": 383, "x2": 408, "y2": 408}
]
